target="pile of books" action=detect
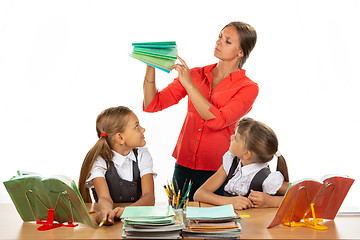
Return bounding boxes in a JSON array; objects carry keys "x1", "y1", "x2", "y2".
[
  {"x1": 121, "y1": 206, "x2": 184, "y2": 239},
  {"x1": 130, "y1": 41, "x2": 177, "y2": 73},
  {"x1": 182, "y1": 204, "x2": 241, "y2": 239}
]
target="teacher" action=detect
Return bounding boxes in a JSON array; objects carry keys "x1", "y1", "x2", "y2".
[{"x1": 143, "y1": 21, "x2": 258, "y2": 200}]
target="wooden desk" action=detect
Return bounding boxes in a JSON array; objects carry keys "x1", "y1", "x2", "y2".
[{"x1": 1, "y1": 203, "x2": 360, "y2": 239}]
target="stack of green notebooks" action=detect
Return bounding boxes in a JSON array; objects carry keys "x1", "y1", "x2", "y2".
[
  {"x1": 121, "y1": 206, "x2": 184, "y2": 239},
  {"x1": 182, "y1": 204, "x2": 241, "y2": 239},
  {"x1": 130, "y1": 41, "x2": 177, "y2": 73},
  {"x1": 3, "y1": 171, "x2": 96, "y2": 229}
]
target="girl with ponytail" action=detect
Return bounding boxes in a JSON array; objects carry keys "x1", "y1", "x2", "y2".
[
  {"x1": 194, "y1": 118, "x2": 289, "y2": 210},
  {"x1": 78, "y1": 106, "x2": 156, "y2": 225}
]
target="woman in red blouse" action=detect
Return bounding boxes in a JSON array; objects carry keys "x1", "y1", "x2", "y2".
[{"x1": 143, "y1": 21, "x2": 258, "y2": 200}]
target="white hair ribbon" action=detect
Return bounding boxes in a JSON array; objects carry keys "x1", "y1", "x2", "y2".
[{"x1": 275, "y1": 151, "x2": 282, "y2": 157}]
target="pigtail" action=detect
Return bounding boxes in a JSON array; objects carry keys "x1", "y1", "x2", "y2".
[
  {"x1": 276, "y1": 155, "x2": 289, "y2": 182},
  {"x1": 78, "y1": 136, "x2": 114, "y2": 203}
]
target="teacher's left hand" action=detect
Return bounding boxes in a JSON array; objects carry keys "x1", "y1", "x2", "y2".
[{"x1": 172, "y1": 56, "x2": 193, "y2": 89}]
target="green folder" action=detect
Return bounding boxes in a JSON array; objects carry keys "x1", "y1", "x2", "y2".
[{"x1": 3, "y1": 172, "x2": 96, "y2": 228}]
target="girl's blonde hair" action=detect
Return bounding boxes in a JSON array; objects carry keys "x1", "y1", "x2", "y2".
[
  {"x1": 78, "y1": 106, "x2": 133, "y2": 202},
  {"x1": 237, "y1": 118, "x2": 289, "y2": 182}
]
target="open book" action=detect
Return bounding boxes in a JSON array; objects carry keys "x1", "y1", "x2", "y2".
[
  {"x1": 3, "y1": 171, "x2": 96, "y2": 229},
  {"x1": 130, "y1": 41, "x2": 177, "y2": 73},
  {"x1": 268, "y1": 174, "x2": 354, "y2": 228}
]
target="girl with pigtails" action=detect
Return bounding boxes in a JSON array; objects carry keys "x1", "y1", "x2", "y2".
[
  {"x1": 194, "y1": 118, "x2": 289, "y2": 210},
  {"x1": 78, "y1": 106, "x2": 156, "y2": 225}
]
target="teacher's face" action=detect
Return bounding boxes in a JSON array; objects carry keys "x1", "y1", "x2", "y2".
[{"x1": 214, "y1": 26, "x2": 243, "y2": 63}]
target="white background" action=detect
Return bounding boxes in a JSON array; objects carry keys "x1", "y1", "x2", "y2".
[{"x1": 1, "y1": 0, "x2": 359, "y2": 211}]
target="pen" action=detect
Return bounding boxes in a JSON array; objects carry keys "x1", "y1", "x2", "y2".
[
  {"x1": 99, "y1": 220, "x2": 105, "y2": 227},
  {"x1": 181, "y1": 179, "x2": 188, "y2": 199},
  {"x1": 174, "y1": 177, "x2": 179, "y2": 193}
]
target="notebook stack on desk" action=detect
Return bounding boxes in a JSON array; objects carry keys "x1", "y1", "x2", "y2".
[
  {"x1": 182, "y1": 204, "x2": 241, "y2": 239},
  {"x1": 121, "y1": 206, "x2": 184, "y2": 239}
]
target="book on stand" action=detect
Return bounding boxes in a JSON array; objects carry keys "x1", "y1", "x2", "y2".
[
  {"x1": 3, "y1": 170, "x2": 96, "y2": 230},
  {"x1": 130, "y1": 41, "x2": 177, "y2": 73},
  {"x1": 268, "y1": 174, "x2": 355, "y2": 229}
]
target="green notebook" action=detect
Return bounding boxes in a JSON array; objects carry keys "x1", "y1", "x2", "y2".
[
  {"x1": 133, "y1": 47, "x2": 177, "y2": 60},
  {"x1": 185, "y1": 204, "x2": 238, "y2": 220},
  {"x1": 121, "y1": 205, "x2": 175, "y2": 219},
  {"x1": 132, "y1": 41, "x2": 176, "y2": 48},
  {"x1": 130, "y1": 41, "x2": 177, "y2": 73},
  {"x1": 131, "y1": 52, "x2": 176, "y2": 73},
  {"x1": 3, "y1": 171, "x2": 96, "y2": 228}
]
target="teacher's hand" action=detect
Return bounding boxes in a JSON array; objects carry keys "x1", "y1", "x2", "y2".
[{"x1": 172, "y1": 56, "x2": 193, "y2": 89}]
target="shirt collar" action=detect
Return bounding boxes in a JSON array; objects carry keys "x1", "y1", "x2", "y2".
[
  {"x1": 239, "y1": 161, "x2": 269, "y2": 176},
  {"x1": 204, "y1": 63, "x2": 246, "y2": 84},
  {"x1": 111, "y1": 150, "x2": 136, "y2": 167}
]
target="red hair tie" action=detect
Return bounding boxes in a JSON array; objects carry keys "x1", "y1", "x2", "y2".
[{"x1": 100, "y1": 132, "x2": 107, "y2": 138}]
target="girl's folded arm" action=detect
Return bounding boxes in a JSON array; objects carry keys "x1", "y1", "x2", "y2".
[{"x1": 131, "y1": 173, "x2": 155, "y2": 206}]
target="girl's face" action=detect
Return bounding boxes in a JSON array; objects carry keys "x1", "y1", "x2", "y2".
[
  {"x1": 121, "y1": 112, "x2": 146, "y2": 149},
  {"x1": 214, "y1": 26, "x2": 243, "y2": 63},
  {"x1": 229, "y1": 132, "x2": 246, "y2": 159}
]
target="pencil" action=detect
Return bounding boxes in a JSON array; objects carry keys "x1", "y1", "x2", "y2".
[
  {"x1": 171, "y1": 181, "x2": 176, "y2": 196},
  {"x1": 163, "y1": 185, "x2": 170, "y2": 199},
  {"x1": 176, "y1": 190, "x2": 180, "y2": 209}
]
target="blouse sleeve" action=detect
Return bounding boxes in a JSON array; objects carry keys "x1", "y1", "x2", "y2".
[
  {"x1": 222, "y1": 151, "x2": 236, "y2": 176},
  {"x1": 262, "y1": 171, "x2": 285, "y2": 195},
  {"x1": 204, "y1": 83, "x2": 259, "y2": 130},
  {"x1": 143, "y1": 77, "x2": 187, "y2": 112},
  {"x1": 85, "y1": 157, "x2": 107, "y2": 189},
  {"x1": 137, "y1": 147, "x2": 157, "y2": 178}
]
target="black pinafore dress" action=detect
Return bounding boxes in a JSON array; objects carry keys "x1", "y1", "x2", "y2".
[
  {"x1": 224, "y1": 156, "x2": 271, "y2": 197},
  {"x1": 92, "y1": 149, "x2": 142, "y2": 203}
]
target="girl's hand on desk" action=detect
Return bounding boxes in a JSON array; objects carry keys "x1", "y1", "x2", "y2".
[
  {"x1": 114, "y1": 207, "x2": 125, "y2": 220},
  {"x1": 248, "y1": 190, "x2": 274, "y2": 208},
  {"x1": 96, "y1": 209, "x2": 115, "y2": 226},
  {"x1": 231, "y1": 195, "x2": 254, "y2": 210}
]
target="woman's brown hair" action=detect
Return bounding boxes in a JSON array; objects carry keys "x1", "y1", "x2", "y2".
[
  {"x1": 78, "y1": 106, "x2": 133, "y2": 202},
  {"x1": 236, "y1": 118, "x2": 289, "y2": 182},
  {"x1": 223, "y1": 21, "x2": 257, "y2": 69}
]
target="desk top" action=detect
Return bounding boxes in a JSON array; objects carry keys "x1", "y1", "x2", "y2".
[{"x1": 1, "y1": 203, "x2": 359, "y2": 239}]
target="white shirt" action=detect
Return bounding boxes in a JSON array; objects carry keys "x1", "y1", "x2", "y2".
[
  {"x1": 223, "y1": 151, "x2": 284, "y2": 196},
  {"x1": 86, "y1": 147, "x2": 157, "y2": 188}
]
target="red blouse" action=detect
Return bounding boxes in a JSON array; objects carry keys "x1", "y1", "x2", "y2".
[{"x1": 144, "y1": 63, "x2": 259, "y2": 171}]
